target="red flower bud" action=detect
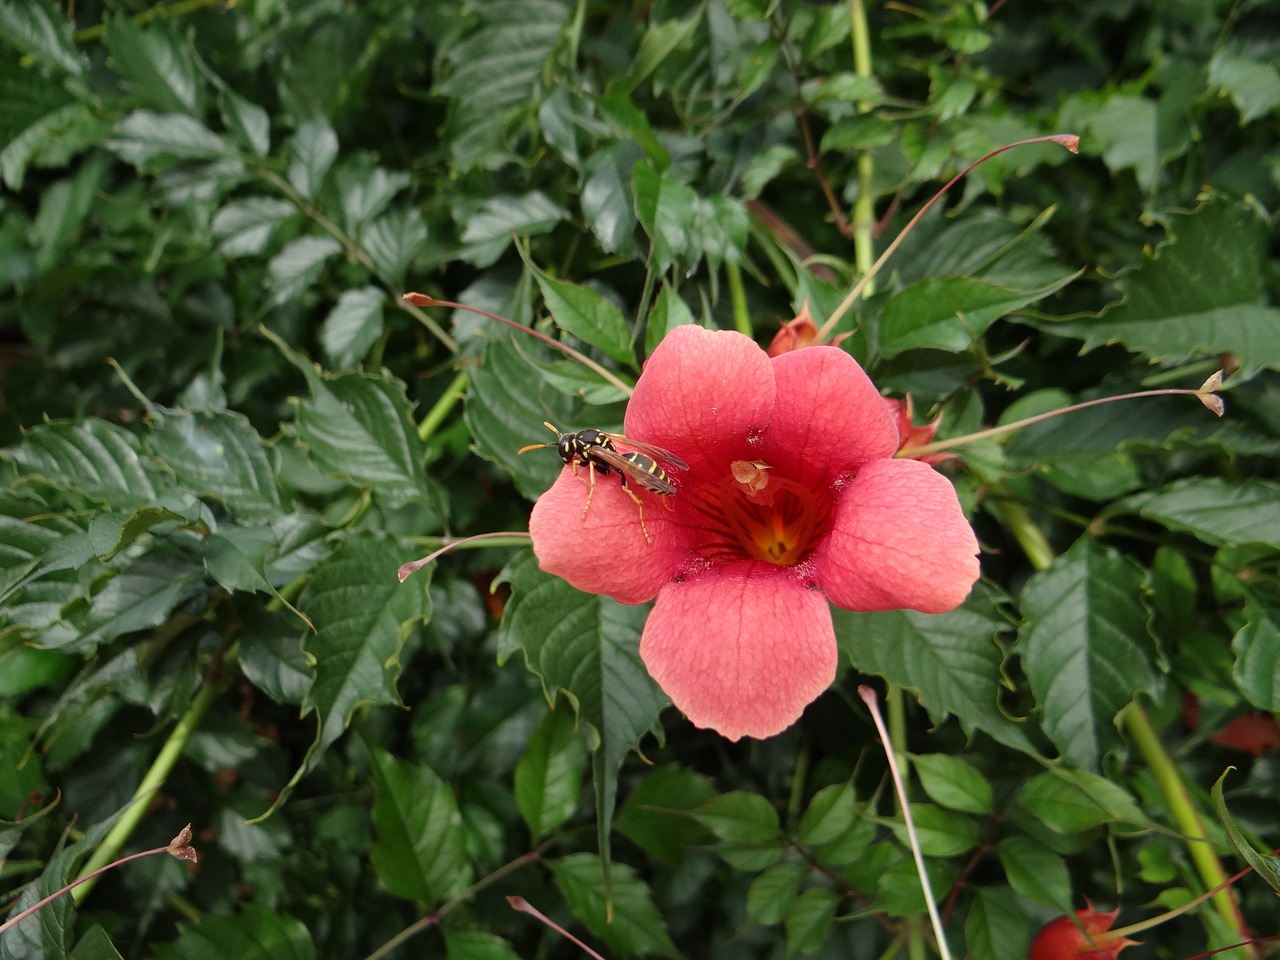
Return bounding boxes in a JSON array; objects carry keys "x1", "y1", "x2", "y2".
[{"x1": 1029, "y1": 904, "x2": 1137, "y2": 960}]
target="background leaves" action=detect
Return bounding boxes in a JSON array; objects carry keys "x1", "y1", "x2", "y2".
[{"x1": 1, "y1": 0, "x2": 1278, "y2": 957}]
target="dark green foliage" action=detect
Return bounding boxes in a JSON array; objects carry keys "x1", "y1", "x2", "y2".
[{"x1": 2, "y1": 1, "x2": 1278, "y2": 958}]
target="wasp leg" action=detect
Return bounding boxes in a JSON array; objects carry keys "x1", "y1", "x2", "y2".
[
  {"x1": 580, "y1": 461, "x2": 598, "y2": 520},
  {"x1": 618, "y1": 484, "x2": 652, "y2": 545}
]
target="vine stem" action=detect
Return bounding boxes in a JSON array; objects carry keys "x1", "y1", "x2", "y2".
[
  {"x1": 398, "y1": 532, "x2": 532, "y2": 583},
  {"x1": 68, "y1": 674, "x2": 224, "y2": 902},
  {"x1": 849, "y1": 0, "x2": 876, "y2": 294},
  {"x1": 816, "y1": 134, "x2": 1079, "y2": 341},
  {"x1": 1120, "y1": 704, "x2": 1257, "y2": 957}
]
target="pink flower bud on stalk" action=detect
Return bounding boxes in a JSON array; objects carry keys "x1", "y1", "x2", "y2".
[{"x1": 0, "y1": 825, "x2": 196, "y2": 939}]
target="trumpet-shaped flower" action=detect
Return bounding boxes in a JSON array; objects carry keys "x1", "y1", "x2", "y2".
[{"x1": 528, "y1": 325, "x2": 980, "y2": 740}]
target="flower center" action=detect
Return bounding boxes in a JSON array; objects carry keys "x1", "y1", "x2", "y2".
[{"x1": 717, "y1": 461, "x2": 828, "y2": 567}]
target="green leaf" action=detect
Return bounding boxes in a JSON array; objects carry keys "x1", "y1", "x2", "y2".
[
  {"x1": 965, "y1": 887, "x2": 1031, "y2": 960},
  {"x1": 746, "y1": 862, "x2": 805, "y2": 926},
  {"x1": 369, "y1": 747, "x2": 472, "y2": 905},
  {"x1": 877, "y1": 273, "x2": 1077, "y2": 359},
  {"x1": 596, "y1": 93, "x2": 669, "y2": 169},
  {"x1": 301, "y1": 533, "x2": 429, "y2": 758},
  {"x1": 1018, "y1": 768, "x2": 1149, "y2": 833},
  {"x1": 784, "y1": 887, "x2": 840, "y2": 956},
  {"x1": 581, "y1": 144, "x2": 640, "y2": 256},
  {"x1": 108, "y1": 111, "x2": 234, "y2": 165},
  {"x1": 69, "y1": 548, "x2": 205, "y2": 653},
  {"x1": 361, "y1": 207, "x2": 427, "y2": 287},
  {"x1": 0, "y1": 0, "x2": 86, "y2": 78},
  {"x1": 550, "y1": 853, "x2": 679, "y2": 959},
  {"x1": 798, "y1": 782, "x2": 856, "y2": 846},
  {"x1": 1232, "y1": 593, "x2": 1280, "y2": 711},
  {"x1": 886, "y1": 805, "x2": 979, "y2": 857},
  {"x1": 1, "y1": 102, "x2": 102, "y2": 192},
  {"x1": 1123, "y1": 477, "x2": 1280, "y2": 550},
  {"x1": 265, "y1": 235, "x2": 343, "y2": 307},
  {"x1": 265, "y1": 330, "x2": 433, "y2": 506},
  {"x1": 645, "y1": 281, "x2": 694, "y2": 355},
  {"x1": 148, "y1": 408, "x2": 285, "y2": 520},
  {"x1": 287, "y1": 117, "x2": 338, "y2": 200},
  {"x1": 606, "y1": 12, "x2": 701, "y2": 96},
  {"x1": 533, "y1": 269, "x2": 635, "y2": 365},
  {"x1": 320, "y1": 287, "x2": 385, "y2": 367},
  {"x1": 443, "y1": 931, "x2": 522, "y2": 960},
  {"x1": 632, "y1": 161, "x2": 695, "y2": 275},
  {"x1": 464, "y1": 333, "x2": 577, "y2": 501},
  {"x1": 1209, "y1": 50, "x2": 1280, "y2": 124},
  {"x1": 219, "y1": 88, "x2": 270, "y2": 156},
  {"x1": 211, "y1": 196, "x2": 298, "y2": 258},
  {"x1": 693, "y1": 791, "x2": 779, "y2": 843},
  {"x1": 238, "y1": 617, "x2": 313, "y2": 706},
  {"x1": 614, "y1": 765, "x2": 716, "y2": 865},
  {"x1": 202, "y1": 527, "x2": 312, "y2": 630},
  {"x1": 1017, "y1": 539, "x2": 1158, "y2": 770},
  {"x1": 104, "y1": 17, "x2": 199, "y2": 115},
  {"x1": 68, "y1": 926, "x2": 124, "y2": 960},
  {"x1": 997, "y1": 835, "x2": 1072, "y2": 910},
  {"x1": 458, "y1": 192, "x2": 567, "y2": 268},
  {"x1": 1058, "y1": 197, "x2": 1280, "y2": 370},
  {"x1": 153, "y1": 905, "x2": 315, "y2": 960},
  {"x1": 1210, "y1": 769, "x2": 1280, "y2": 896},
  {"x1": 833, "y1": 597, "x2": 1033, "y2": 754},
  {"x1": 435, "y1": 0, "x2": 573, "y2": 171},
  {"x1": 3, "y1": 419, "x2": 165, "y2": 510},
  {"x1": 514, "y1": 699, "x2": 588, "y2": 839},
  {"x1": 912, "y1": 753, "x2": 993, "y2": 815}
]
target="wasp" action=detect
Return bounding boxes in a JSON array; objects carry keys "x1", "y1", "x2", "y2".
[{"x1": 518, "y1": 422, "x2": 688, "y2": 543}]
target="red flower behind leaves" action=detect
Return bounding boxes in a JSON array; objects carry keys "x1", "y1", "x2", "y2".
[
  {"x1": 1030, "y1": 904, "x2": 1137, "y2": 960},
  {"x1": 885, "y1": 395, "x2": 956, "y2": 467},
  {"x1": 528, "y1": 325, "x2": 980, "y2": 740}
]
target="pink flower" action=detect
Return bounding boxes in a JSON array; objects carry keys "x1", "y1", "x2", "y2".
[
  {"x1": 1030, "y1": 904, "x2": 1137, "y2": 960},
  {"x1": 528, "y1": 325, "x2": 980, "y2": 740},
  {"x1": 884, "y1": 394, "x2": 957, "y2": 467}
]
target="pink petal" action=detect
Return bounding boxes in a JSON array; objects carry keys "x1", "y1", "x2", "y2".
[
  {"x1": 529, "y1": 468, "x2": 684, "y2": 604},
  {"x1": 813, "y1": 458, "x2": 979, "y2": 613},
  {"x1": 641, "y1": 562, "x2": 838, "y2": 740},
  {"x1": 625, "y1": 326, "x2": 776, "y2": 476},
  {"x1": 760, "y1": 346, "x2": 900, "y2": 485}
]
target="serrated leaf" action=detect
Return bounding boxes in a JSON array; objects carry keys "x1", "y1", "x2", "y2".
[
  {"x1": 369, "y1": 747, "x2": 472, "y2": 905},
  {"x1": 211, "y1": 197, "x2": 298, "y2": 258},
  {"x1": 632, "y1": 161, "x2": 695, "y2": 275},
  {"x1": 1059, "y1": 197, "x2": 1280, "y2": 370},
  {"x1": 1211, "y1": 769, "x2": 1280, "y2": 895},
  {"x1": 1, "y1": 102, "x2": 100, "y2": 192},
  {"x1": 550, "y1": 853, "x2": 679, "y2": 959},
  {"x1": 68, "y1": 548, "x2": 205, "y2": 653},
  {"x1": 1123, "y1": 477, "x2": 1280, "y2": 550},
  {"x1": 148, "y1": 408, "x2": 285, "y2": 520},
  {"x1": 784, "y1": 887, "x2": 840, "y2": 956},
  {"x1": 996, "y1": 835, "x2": 1072, "y2": 910},
  {"x1": 152, "y1": 905, "x2": 315, "y2": 960},
  {"x1": 203, "y1": 526, "x2": 312, "y2": 630},
  {"x1": 3, "y1": 419, "x2": 163, "y2": 510},
  {"x1": 877, "y1": 273, "x2": 1077, "y2": 359},
  {"x1": 912, "y1": 753, "x2": 993, "y2": 815},
  {"x1": 361, "y1": 207, "x2": 427, "y2": 287},
  {"x1": 301, "y1": 533, "x2": 429, "y2": 757},
  {"x1": 220, "y1": 89, "x2": 270, "y2": 156},
  {"x1": 1209, "y1": 50, "x2": 1280, "y2": 124},
  {"x1": 605, "y1": 12, "x2": 700, "y2": 97},
  {"x1": 1018, "y1": 539, "x2": 1158, "y2": 770},
  {"x1": 104, "y1": 17, "x2": 199, "y2": 115},
  {"x1": 458, "y1": 192, "x2": 567, "y2": 268},
  {"x1": 1018, "y1": 768, "x2": 1149, "y2": 833},
  {"x1": 320, "y1": 286, "x2": 385, "y2": 367},
  {"x1": 746, "y1": 862, "x2": 805, "y2": 926},
  {"x1": 1232, "y1": 593, "x2": 1280, "y2": 711},
  {"x1": 0, "y1": 0, "x2": 86, "y2": 78},
  {"x1": 533, "y1": 269, "x2": 635, "y2": 365},
  {"x1": 513, "y1": 699, "x2": 588, "y2": 839},
  {"x1": 465, "y1": 333, "x2": 577, "y2": 500},
  {"x1": 582, "y1": 145, "x2": 641, "y2": 256},
  {"x1": 265, "y1": 235, "x2": 342, "y2": 307},
  {"x1": 614, "y1": 765, "x2": 716, "y2": 865},
  {"x1": 833, "y1": 597, "x2": 1033, "y2": 753},
  {"x1": 287, "y1": 117, "x2": 338, "y2": 200},
  {"x1": 965, "y1": 887, "x2": 1031, "y2": 960},
  {"x1": 435, "y1": 0, "x2": 572, "y2": 171},
  {"x1": 108, "y1": 111, "x2": 233, "y2": 165},
  {"x1": 238, "y1": 617, "x2": 313, "y2": 706},
  {"x1": 596, "y1": 92, "x2": 669, "y2": 169}
]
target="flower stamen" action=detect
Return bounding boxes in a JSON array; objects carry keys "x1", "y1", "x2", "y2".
[{"x1": 719, "y1": 466, "x2": 826, "y2": 566}]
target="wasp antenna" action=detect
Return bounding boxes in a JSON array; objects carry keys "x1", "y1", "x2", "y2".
[
  {"x1": 542, "y1": 421, "x2": 559, "y2": 434},
  {"x1": 517, "y1": 442, "x2": 552, "y2": 455}
]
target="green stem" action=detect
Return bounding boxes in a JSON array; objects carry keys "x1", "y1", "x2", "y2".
[
  {"x1": 74, "y1": 0, "x2": 223, "y2": 42},
  {"x1": 985, "y1": 496, "x2": 1056, "y2": 572},
  {"x1": 850, "y1": 0, "x2": 875, "y2": 295},
  {"x1": 69, "y1": 668, "x2": 227, "y2": 903},
  {"x1": 417, "y1": 371, "x2": 468, "y2": 443},
  {"x1": 1121, "y1": 703, "x2": 1255, "y2": 957},
  {"x1": 727, "y1": 262, "x2": 751, "y2": 336}
]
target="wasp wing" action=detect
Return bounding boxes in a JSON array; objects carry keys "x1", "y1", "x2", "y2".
[
  {"x1": 591, "y1": 447, "x2": 678, "y2": 495},
  {"x1": 603, "y1": 433, "x2": 689, "y2": 472}
]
